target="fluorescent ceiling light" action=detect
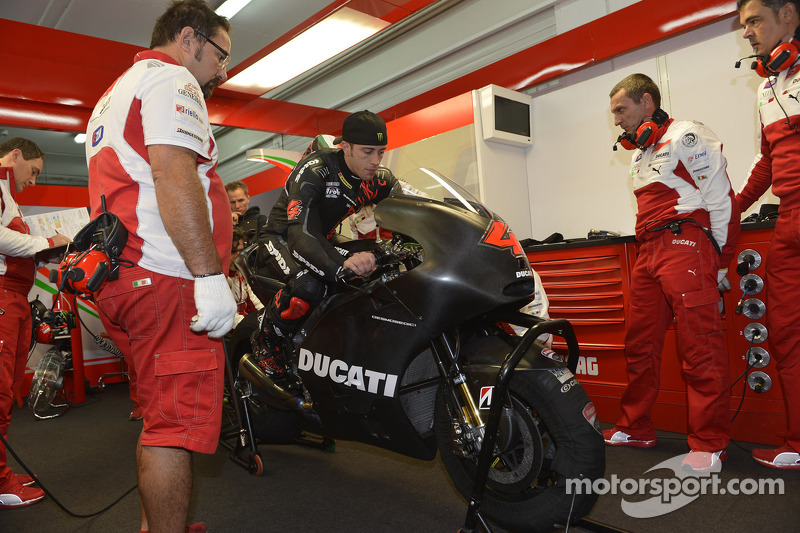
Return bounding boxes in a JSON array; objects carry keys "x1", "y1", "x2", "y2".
[
  {"x1": 74, "y1": 133, "x2": 87, "y2": 143},
  {"x1": 215, "y1": 0, "x2": 252, "y2": 19},
  {"x1": 225, "y1": 7, "x2": 389, "y2": 94}
]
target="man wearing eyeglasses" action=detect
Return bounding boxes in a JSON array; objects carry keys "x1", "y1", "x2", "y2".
[{"x1": 85, "y1": 1, "x2": 236, "y2": 531}]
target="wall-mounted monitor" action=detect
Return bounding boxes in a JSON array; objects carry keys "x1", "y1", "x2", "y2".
[{"x1": 477, "y1": 84, "x2": 533, "y2": 147}]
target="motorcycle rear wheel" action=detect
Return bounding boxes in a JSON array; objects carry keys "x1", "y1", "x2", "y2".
[{"x1": 434, "y1": 369, "x2": 605, "y2": 532}]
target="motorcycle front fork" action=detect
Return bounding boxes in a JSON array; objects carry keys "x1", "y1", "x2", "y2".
[{"x1": 431, "y1": 332, "x2": 486, "y2": 453}]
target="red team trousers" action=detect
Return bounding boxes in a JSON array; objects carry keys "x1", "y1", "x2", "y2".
[
  {"x1": 616, "y1": 225, "x2": 730, "y2": 451},
  {"x1": 764, "y1": 209, "x2": 800, "y2": 452}
]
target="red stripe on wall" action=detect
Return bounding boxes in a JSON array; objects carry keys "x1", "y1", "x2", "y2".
[
  {"x1": 385, "y1": 92, "x2": 474, "y2": 148},
  {"x1": 17, "y1": 184, "x2": 90, "y2": 208}
]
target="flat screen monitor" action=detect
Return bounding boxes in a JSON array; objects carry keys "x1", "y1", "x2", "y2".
[{"x1": 478, "y1": 84, "x2": 533, "y2": 147}]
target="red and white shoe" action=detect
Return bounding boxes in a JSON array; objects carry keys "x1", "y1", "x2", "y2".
[
  {"x1": 13, "y1": 473, "x2": 36, "y2": 487},
  {"x1": 129, "y1": 404, "x2": 143, "y2": 421},
  {"x1": 752, "y1": 445, "x2": 800, "y2": 470},
  {"x1": 0, "y1": 478, "x2": 45, "y2": 508},
  {"x1": 682, "y1": 450, "x2": 727, "y2": 473},
  {"x1": 602, "y1": 428, "x2": 656, "y2": 448}
]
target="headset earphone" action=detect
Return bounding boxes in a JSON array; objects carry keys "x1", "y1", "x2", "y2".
[
  {"x1": 615, "y1": 108, "x2": 671, "y2": 151},
  {"x1": 51, "y1": 249, "x2": 111, "y2": 296},
  {"x1": 48, "y1": 195, "x2": 129, "y2": 298},
  {"x1": 753, "y1": 36, "x2": 800, "y2": 77}
]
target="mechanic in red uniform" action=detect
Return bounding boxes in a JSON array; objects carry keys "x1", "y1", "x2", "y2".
[
  {"x1": 604, "y1": 74, "x2": 741, "y2": 472},
  {"x1": 84, "y1": 2, "x2": 236, "y2": 531},
  {"x1": 737, "y1": 0, "x2": 800, "y2": 470},
  {"x1": 0, "y1": 138, "x2": 70, "y2": 508},
  {"x1": 255, "y1": 111, "x2": 400, "y2": 378}
]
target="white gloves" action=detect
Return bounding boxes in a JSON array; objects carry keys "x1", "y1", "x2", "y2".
[
  {"x1": 717, "y1": 268, "x2": 731, "y2": 292},
  {"x1": 191, "y1": 273, "x2": 237, "y2": 338}
]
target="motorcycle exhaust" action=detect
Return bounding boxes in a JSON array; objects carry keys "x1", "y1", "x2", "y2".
[{"x1": 238, "y1": 353, "x2": 314, "y2": 414}]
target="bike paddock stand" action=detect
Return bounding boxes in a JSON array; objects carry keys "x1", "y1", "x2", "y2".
[{"x1": 219, "y1": 341, "x2": 264, "y2": 476}]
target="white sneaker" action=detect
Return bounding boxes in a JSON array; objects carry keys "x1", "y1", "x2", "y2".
[
  {"x1": 682, "y1": 450, "x2": 726, "y2": 473},
  {"x1": 603, "y1": 428, "x2": 656, "y2": 448}
]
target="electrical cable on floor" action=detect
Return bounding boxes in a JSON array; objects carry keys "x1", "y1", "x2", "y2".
[{"x1": 0, "y1": 431, "x2": 137, "y2": 517}]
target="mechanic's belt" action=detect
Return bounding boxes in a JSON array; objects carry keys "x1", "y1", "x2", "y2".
[{"x1": 644, "y1": 218, "x2": 721, "y2": 255}]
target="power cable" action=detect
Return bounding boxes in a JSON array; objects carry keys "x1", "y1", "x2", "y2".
[{"x1": 0, "y1": 431, "x2": 137, "y2": 518}]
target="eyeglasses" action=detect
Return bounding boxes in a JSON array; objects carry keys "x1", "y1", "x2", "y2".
[{"x1": 194, "y1": 29, "x2": 230, "y2": 69}]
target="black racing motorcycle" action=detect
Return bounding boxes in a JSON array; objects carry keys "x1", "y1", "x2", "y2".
[{"x1": 222, "y1": 169, "x2": 605, "y2": 532}]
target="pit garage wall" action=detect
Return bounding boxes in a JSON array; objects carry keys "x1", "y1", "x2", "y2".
[{"x1": 525, "y1": 15, "x2": 772, "y2": 241}]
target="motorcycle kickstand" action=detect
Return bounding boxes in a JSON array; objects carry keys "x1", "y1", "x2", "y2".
[{"x1": 458, "y1": 511, "x2": 495, "y2": 533}]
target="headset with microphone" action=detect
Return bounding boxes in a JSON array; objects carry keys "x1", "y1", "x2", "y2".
[
  {"x1": 735, "y1": 33, "x2": 800, "y2": 77},
  {"x1": 735, "y1": 29, "x2": 800, "y2": 136},
  {"x1": 613, "y1": 108, "x2": 671, "y2": 151}
]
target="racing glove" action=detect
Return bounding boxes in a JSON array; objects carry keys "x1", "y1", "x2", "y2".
[
  {"x1": 191, "y1": 273, "x2": 237, "y2": 338},
  {"x1": 717, "y1": 268, "x2": 731, "y2": 292}
]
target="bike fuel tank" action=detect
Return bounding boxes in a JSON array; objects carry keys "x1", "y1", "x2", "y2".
[{"x1": 375, "y1": 196, "x2": 535, "y2": 333}]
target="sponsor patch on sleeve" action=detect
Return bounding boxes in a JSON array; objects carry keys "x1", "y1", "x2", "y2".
[
  {"x1": 287, "y1": 200, "x2": 303, "y2": 220},
  {"x1": 681, "y1": 132, "x2": 698, "y2": 147}
]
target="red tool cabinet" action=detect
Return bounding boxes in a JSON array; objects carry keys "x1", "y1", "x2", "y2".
[{"x1": 526, "y1": 221, "x2": 784, "y2": 446}]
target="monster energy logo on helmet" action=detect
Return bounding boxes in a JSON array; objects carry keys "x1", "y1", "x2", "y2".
[{"x1": 334, "y1": 110, "x2": 388, "y2": 146}]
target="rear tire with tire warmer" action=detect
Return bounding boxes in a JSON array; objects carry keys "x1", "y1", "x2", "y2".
[{"x1": 434, "y1": 368, "x2": 605, "y2": 532}]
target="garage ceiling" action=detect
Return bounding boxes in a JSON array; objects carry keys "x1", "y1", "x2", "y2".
[{"x1": 0, "y1": 0, "x2": 564, "y2": 190}]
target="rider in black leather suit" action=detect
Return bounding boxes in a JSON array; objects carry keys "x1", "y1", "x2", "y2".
[{"x1": 257, "y1": 111, "x2": 400, "y2": 377}]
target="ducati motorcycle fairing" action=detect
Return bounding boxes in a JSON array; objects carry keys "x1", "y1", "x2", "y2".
[{"x1": 224, "y1": 168, "x2": 605, "y2": 533}]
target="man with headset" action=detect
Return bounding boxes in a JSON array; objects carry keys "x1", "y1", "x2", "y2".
[
  {"x1": 737, "y1": 0, "x2": 800, "y2": 470},
  {"x1": 604, "y1": 73, "x2": 740, "y2": 472}
]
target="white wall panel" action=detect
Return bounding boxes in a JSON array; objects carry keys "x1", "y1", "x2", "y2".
[{"x1": 524, "y1": 15, "x2": 771, "y2": 241}]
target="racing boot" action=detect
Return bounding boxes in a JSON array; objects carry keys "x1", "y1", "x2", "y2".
[{"x1": 252, "y1": 323, "x2": 297, "y2": 389}]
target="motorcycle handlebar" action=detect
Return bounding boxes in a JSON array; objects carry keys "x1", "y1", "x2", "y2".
[
  {"x1": 336, "y1": 246, "x2": 401, "y2": 284},
  {"x1": 335, "y1": 267, "x2": 358, "y2": 283}
]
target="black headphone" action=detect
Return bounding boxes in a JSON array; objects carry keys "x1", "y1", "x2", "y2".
[
  {"x1": 71, "y1": 197, "x2": 128, "y2": 281},
  {"x1": 615, "y1": 108, "x2": 670, "y2": 151}
]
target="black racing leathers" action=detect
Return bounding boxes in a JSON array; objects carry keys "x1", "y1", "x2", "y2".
[{"x1": 265, "y1": 148, "x2": 399, "y2": 283}]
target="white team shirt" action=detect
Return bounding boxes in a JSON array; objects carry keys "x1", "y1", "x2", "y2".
[{"x1": 85, "y1": 51, "x2": 225, "y2": 279}]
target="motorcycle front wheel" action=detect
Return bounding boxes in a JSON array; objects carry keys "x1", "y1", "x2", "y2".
[{"x1": 434, "y1": 369, "x2": 605, "y2": 532}]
